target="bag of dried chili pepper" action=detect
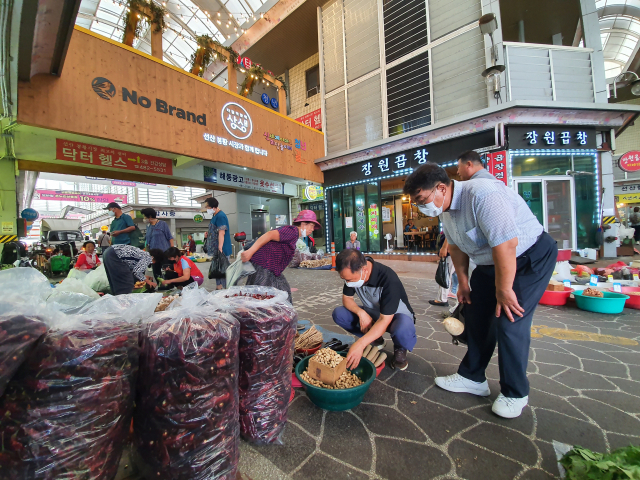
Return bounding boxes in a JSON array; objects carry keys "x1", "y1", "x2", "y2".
[
  {"x1": 212, "y1": 286, "x2": 297, "y2": 445},
  {"x1": 133, "y1": 302, "x2": 240, "y2": 480},
  {"x1": 0, "y1": 314, "x2": 47, "y2": 398},
  {"x1": 0, "y1": 293, "x2": 161, "y2": 480}
]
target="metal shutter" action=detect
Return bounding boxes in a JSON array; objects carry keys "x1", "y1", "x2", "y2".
[
  {"x1": 432, "y1": 29, "x2": 486, "y2": 123},
  {"x1": 553, "y1": 50, "x2": 595, "y2": 102},
  {"x1": 387, "y1": 51, "x2": 431, "y2": 136},
  {"x1": 506, "y1": 46, "x2": 553, "y2": 101},
  {"x1": 322, "y1": 0, "x2": 345, "y2": 93},
  {"x1": 344, "y1": 0, "x2": 380, "y2": 82},
  {"x1": 428, "y1": 0, "x2": 481, "y2": 41},
  {"x1": 383, "y1": 0, "x2": 428, "y2": 64},
  {"x1": 326, "y1": 92, "x2": 348, "y2": 153},
  {"x1": 347, "y1": 75, "x2": 383, "y2": 148}
]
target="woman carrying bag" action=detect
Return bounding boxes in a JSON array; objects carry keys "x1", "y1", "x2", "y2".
[{"x1": 204, "y1": 197, "x2": 232, "y2": 289}]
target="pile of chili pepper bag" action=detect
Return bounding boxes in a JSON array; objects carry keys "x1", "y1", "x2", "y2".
[
  {"x1": 0, "y1": 293, "x2": 161, "y2": 480},
  {"x1": 134, "y1": 300, "x2": 240, "y2": 480},
  {"x1": 213, "y1": 286, "x2": 297, "y2": 445}
]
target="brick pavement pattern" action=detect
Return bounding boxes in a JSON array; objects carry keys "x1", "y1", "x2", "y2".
[{"x1": 239, "y1": 267, "x2": 640, "y2": 480}]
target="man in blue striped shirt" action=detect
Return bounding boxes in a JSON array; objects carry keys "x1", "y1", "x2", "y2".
[{"x1": 404, "y1": 162, "x2": 557, "y2": 419}]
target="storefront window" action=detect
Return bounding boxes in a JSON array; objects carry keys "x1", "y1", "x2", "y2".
[
  {"x1": 355, "y1": 184, "x2": 368, "y2": 251},
  {"x1": 511, "y1": 155, "x2": 571, "y2": 177},
  {"x1": 517, "y1": 182, "x2": 544, "y2": 225},
  {"x1": 573, "y1": 155, "x2": 598, "y2": 248},
  {"x1": 367, "y1": 182, "x2": 381, "y2": 252},
  {"x1": 331, "y1": 189, "x2": 344, "y2": 251}
]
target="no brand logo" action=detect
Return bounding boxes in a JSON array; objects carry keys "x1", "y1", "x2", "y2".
[
  {"x1": 221, "y1": 102, "x2": 252, "y2": 140},
  {"x1": 91, "y1": 77, "x2": 116, "y2": 100}
]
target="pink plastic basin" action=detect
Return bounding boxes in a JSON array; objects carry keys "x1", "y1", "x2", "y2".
[
  {"x1": 539, "y1": 287, "x2": 574, "y2": 306},
  {"x1": 605, "y1": 286, "x2": 640, "y2": 309}
]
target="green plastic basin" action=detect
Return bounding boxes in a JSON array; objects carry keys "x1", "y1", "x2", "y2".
[
  {"x1": 573, "y1": 290, "x2": 629, "y2": 314},
  {"x1": 294, "y1": 352, "x2": 376, "y2": 411}
]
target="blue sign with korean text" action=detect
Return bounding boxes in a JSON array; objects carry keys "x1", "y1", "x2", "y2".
[
  {"x1": 270, "y1": 98, "x2": 279, "y2": 110},
  {"x1": 261, "y1": 93, "x2": 270, "y2": 105}
]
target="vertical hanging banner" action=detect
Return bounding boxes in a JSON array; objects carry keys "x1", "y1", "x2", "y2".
[{"x1": 486, "y1": 151, "x2": 508, "y2": 186}]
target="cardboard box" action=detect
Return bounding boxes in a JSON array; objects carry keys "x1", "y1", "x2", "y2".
[
  {"x1": 308, "y1": 356, "x2": 346, "y2": 386},
  {"x1": 546, "y1": 281, "x2": 565, "y2": 291}
]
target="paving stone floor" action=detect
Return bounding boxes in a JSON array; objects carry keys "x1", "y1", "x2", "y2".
[{"x1": 238, "y1": 265, "x2": 640, "y2": 480}]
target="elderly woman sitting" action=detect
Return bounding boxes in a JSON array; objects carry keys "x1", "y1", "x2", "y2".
[{"x1": 346, "y1": 231, "x2": 360, "y2": 250}]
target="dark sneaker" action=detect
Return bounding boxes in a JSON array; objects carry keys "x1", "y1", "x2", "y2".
[
  {"x1": 392, "y1": 348, "x2": 408, "y2": 371},
  {"x1": 371, "y1": 337, "x2": 386, "y2": 350},
  {"x1": 429, "y1": 300, "x2": 448, "y2": 306}
]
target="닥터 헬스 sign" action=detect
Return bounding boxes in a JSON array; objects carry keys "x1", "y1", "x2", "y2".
[{"x1": 56, "y1": 139, "x2": 173, "y2": 176}]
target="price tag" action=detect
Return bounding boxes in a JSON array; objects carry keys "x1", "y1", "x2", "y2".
[
  {"x1": 563, "y1": 280, "x2": 571, "y2": 289},
  {"x1": 634, "y1": 274, "x2": 639, "y2": 282},
  {"x1": 607, "y1": 275, "x2": 614, "y2": 283},
  {"x1": 613, "y1": 282, "x2": 622, "y2": 293},
  {"x1": 590, "y1": 275, "x2": 598, "y2": 286}
]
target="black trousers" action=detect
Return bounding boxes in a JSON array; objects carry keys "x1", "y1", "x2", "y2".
[
  {"x1": 164, "y1": 270, "x2": 195, "y2": 287},
  {"x1": 458, "y1": 232, "x2": 557, "y2": 398},
  {"x1": 103, "y1": 247, "x2": 135, "y2": 295}
]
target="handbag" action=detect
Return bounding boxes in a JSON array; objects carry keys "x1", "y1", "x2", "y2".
[
  {"x1": 435, "y1": 256, "x2": 450, "y2": 289},
  {"x1": 447, "y1": 302, "x2": 467, "y2": 346},
  {"x1": 208, "y1": 251, "x2": 230, "y2": 279}
]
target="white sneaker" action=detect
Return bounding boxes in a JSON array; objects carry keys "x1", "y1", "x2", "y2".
[
  {"x1": 434, "y1": 373, "x2": 491, "y2": 396},
  {"x1": 492, "y1": 393, "x2": 528, "y2": 418}
]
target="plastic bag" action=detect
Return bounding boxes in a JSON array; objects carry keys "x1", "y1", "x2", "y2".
[
  {"x1": 226, "y1": 256, "x2": 256, "y2": 288},
  {"x1": 295, "y1": 238, "x2": 310, "y2": 253},
  {"x1": 435, "y1": 257, "x2": 450, "y2": 289},
  {"x1": 212, "y1": 286, "x2": 296, "y2": 444},
  {"x1": 48, "y1": 277, "x2": 100, "y2": 300},
  {"x1": 46, "y1": 291, "x2": 97, "y2": 314},
  {"x1": 552, "y1": 261, "x2": 574, "y2": 282},
  {"x1": 134, "y1": 290, "x2": 240, "y2": 480},
  {"x1": 0, "y1": 293, "x2": 160, "y2": 480},
  {"x1": 0, "y1": 268, "x2": 52, "y2": 305},
  {"x1": 208, "y1": 251, "x2": 230, "y2": 279},
  {"x1": 0, "y1": 314, "x2": 47, "y2": 398},
  {"x1": 86, "y1": 265, "x2": 110, "y2": 292},
  {"x1": 67, "y1": 268, "x2": 88, "y2": 281}
]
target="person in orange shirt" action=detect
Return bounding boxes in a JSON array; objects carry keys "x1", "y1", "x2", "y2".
[{"x1": 161, "y1": 247, "x2": 204, "y2": 288}]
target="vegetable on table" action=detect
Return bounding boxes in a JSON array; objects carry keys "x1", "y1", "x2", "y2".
[{"x1": 560, "y1": 445, "x2": 640, "y2": 480}]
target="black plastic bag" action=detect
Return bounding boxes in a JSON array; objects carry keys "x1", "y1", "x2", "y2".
[
  {"x1": 209, "y1": 251, "x2": 230, "y2": 279},
  {"x1": 435, "y1": 257, "x2": 450, "y2": 289}
]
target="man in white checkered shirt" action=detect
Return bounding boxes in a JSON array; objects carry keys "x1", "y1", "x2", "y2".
[{"x1": 404, "y1": 162, "x2": 557, "y2": 419}]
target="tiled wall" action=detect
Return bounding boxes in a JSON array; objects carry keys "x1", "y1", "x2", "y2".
[
  {"x1": 615, "y1": 97, "x2": 640, "y2": 155},
  {"x1": 287, "y1": 53, "x2": 322, "y2": 120}
]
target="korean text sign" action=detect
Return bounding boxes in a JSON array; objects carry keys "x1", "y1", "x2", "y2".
[
  {"x1": 296, "y1": 109, "x2": 322, "y2": 130},
  {"x1": 203, "y1": 166, "x2": 283, "y2": 194},
  {"x1": 35, "y1": 190, "x2": 128, "y2": 204},
  {"x1": 486, "y1": 151, "x2": 508, "y2": 186},
  {"x1": 56, "y1": 139, "x2": 173, "y2": 175}
]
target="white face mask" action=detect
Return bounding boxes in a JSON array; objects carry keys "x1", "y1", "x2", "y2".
[
  {"x1": 417, "y1": 185, "x2": 444, "y2": 217},
  {"x1": 107, "y1": 211, "x2": 115, "y2": 217},
  {"x1": 300, "y1": 229, "x2": 307, "y2": 238},
  {"x1": 207, "y1": 208, "x2": 214, "y2": 215},
  {"x1": 345, "y1": 269, "x2": 365, "y2": 288},
  {"x1": 143, "y1": 218, "x2": 149, "y2": 224}
]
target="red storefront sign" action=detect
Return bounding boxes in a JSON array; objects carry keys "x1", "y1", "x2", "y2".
[
  {"x1": 296, "y1": 109, "x2": 322, "y2": 130},
  {"x1": 55, "y1": 139, "x2": 173, "y2": 176},
  {"x1": 487, "y1": 150, "x2": 508, "y2": 186},
  {"x1": 619, "y1": 150, "x2": 640, "y2": 172}
]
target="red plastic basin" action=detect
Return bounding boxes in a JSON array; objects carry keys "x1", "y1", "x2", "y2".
[
  {"x1": 295, "y1": 344, "x2": 322, "y2": 356},
  {"x1": 375, "y1": 362, "x2": 385, "y2": 377},
  {"x1": 539, "y1": 287, "x2": 574, "y2": 306},
  {"x1": 605, "y1": 286, "x2": 640, "y2": 309}
]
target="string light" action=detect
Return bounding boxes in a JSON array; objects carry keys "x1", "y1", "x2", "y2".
[{"x1": 260, "y1": 12, "x2": 264, "y2": 18}]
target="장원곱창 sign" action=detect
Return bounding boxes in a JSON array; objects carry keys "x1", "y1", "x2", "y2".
[
  {"x1": 56, "y1": 139, "x2": 173, "y2": 176},
  {"x1": 619, "y1": 151, "x2": 640, "y2": 172}
]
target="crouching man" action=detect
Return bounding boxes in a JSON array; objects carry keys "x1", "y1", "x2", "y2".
[{"x1": 332, "y1": 249, "x2": 417, "y2": 371}]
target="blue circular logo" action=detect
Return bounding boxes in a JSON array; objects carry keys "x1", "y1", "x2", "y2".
[
  {"x1": 21, "y1": 208, "x2": 39, "y2": 221},
  {"x1": 270, "y1": 97, "x2": 279, "y2": 110},
  {"x1": 261, "y1": 93, "x2": 270, "y2": 105},
  {"x1": 91, "y1": 77, "x2": 116, "y2": 100}
]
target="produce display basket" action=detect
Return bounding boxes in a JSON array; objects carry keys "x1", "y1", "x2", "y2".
[
  {"x1": 539, "y1": 287, "x2": 574, "y2": 306},
  {"x1": 295, "y1": 353, "x2": 375, "y2": 411},
  {"x1": 605, "y1": 286, "x2": 640, "y2": 310},
  {"x1": 573, "y1": 291, "x2": 629, "y2": 314}
]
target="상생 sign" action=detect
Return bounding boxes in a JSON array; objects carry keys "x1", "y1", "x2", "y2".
[
  {"x1": 221, "y1": 102, "x2": 253, "y2": 140},
  {"x1": 619, "y1": 151, "x2": 640, "y2": 172},
  {"x1": 56, "y1": 139, "x2": 173, "y2": 175}
]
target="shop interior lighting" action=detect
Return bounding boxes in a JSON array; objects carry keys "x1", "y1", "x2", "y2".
[{"x1": 612, "y1": 71, "x2": 640, "y2": 97}]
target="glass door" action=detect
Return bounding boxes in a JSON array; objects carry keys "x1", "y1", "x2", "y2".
[{"x1": 514, "y1": 176, "x2": 576, "y2": 250}]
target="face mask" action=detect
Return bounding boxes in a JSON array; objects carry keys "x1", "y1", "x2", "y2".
[
  {"x1": 417, "y1": 186, "x2": 444, "y2": 217},
  {"x1": 345, "y1": 269, "x2": 365, "y2": 288},
  {"x1": 143, "y1": 218, "x2": 149, "y2": 224},
  {"x1": 207, "y1": 209, "x2": 214, "y2": 215},
  {"x1": 107, "y1": 211, "x2": 115, "y2": 217},
  {"x1": 300, "y1": 228, "x2": 307, "y2": 237}
]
